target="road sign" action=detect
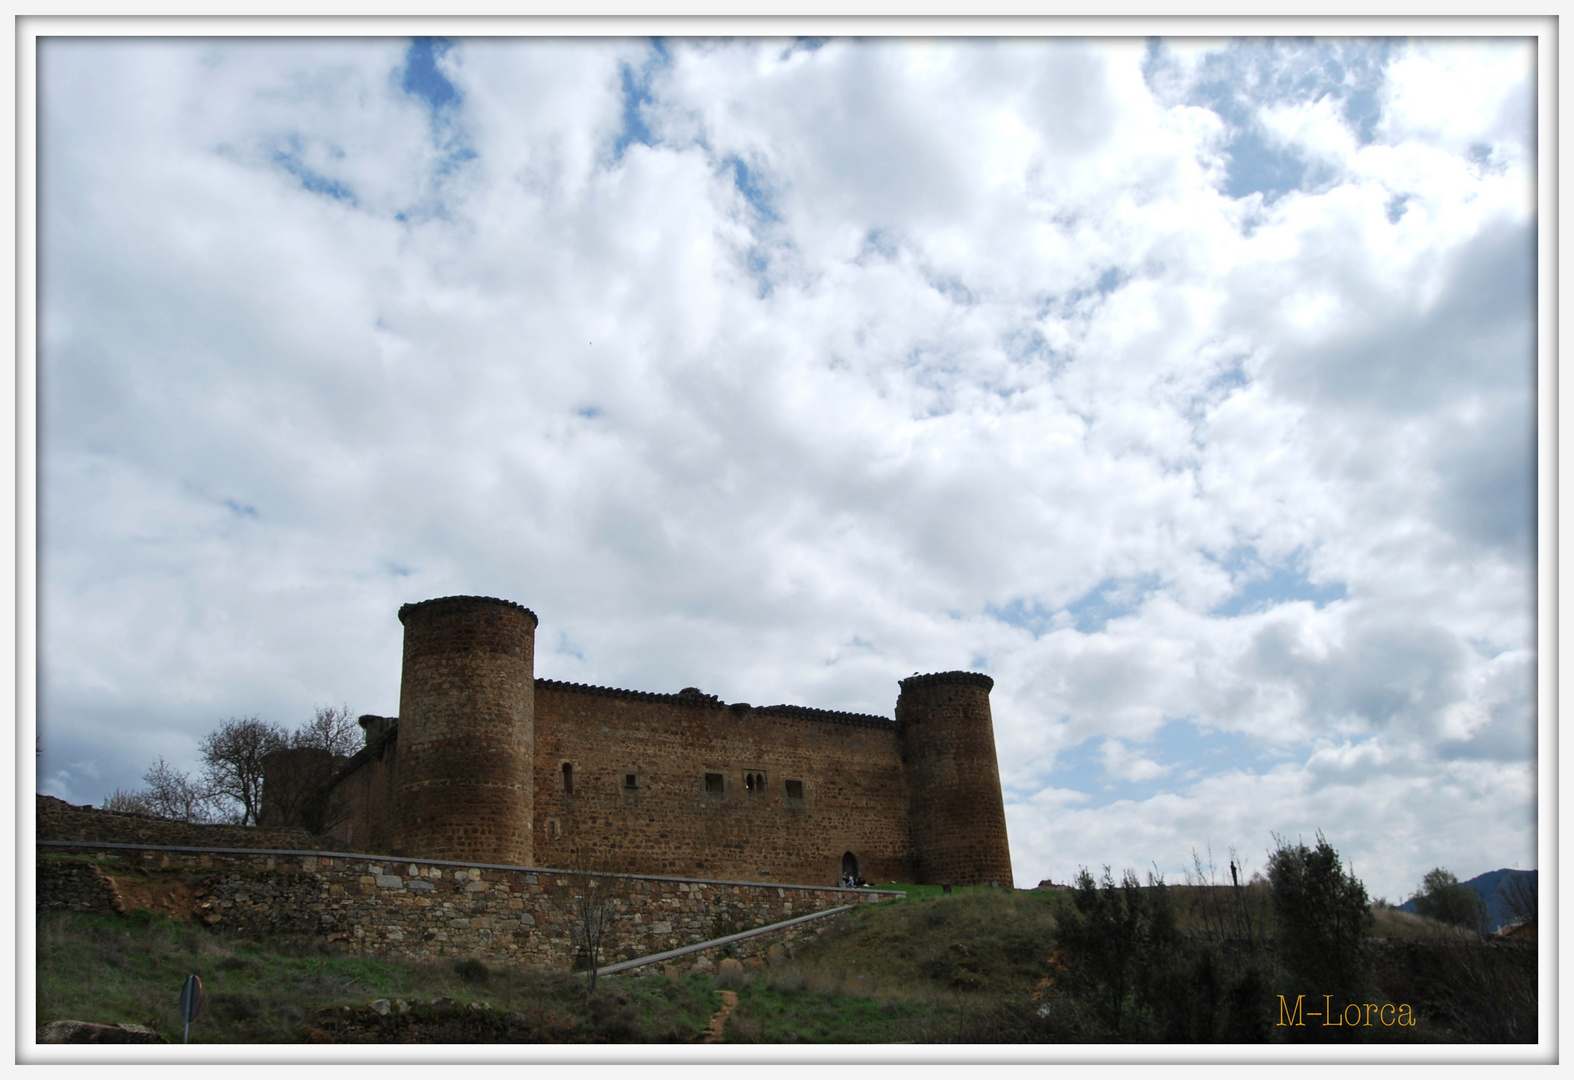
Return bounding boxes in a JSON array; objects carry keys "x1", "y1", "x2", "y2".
[{"x1": 178, "y1": 975, "x2": 205, "y2": 1044}]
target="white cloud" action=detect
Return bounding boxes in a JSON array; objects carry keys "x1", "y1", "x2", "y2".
[{"x1": 35, "y1": 37, "x2": 1538, "y2": 898}]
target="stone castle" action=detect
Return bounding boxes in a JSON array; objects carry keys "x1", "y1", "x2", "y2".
[{"x1": 262, "y1": 595, "x2": 1013, "y2": 889}]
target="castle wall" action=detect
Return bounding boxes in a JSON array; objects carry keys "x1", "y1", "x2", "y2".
[
  {"x1": 38, "y1": 839, "x2": 888, "y2": 973},
  {"x1": 532, "y1": 683, "x2": 914, "y2": 887},
  {"x1": 321, "y1": 734, "x2": 398, "y2": 855},
  {"x1": 256, "y1": 596, "x2": 1014, "y2": 889}
]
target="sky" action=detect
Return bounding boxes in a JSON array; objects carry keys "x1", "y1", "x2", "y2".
[{"x1": 34, "y1": 34, "x2": 1540, "y2": 904}]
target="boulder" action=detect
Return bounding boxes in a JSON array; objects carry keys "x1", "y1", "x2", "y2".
[{"x1": 39, "y1": 1021, "x2": 166, "y2": 1044}]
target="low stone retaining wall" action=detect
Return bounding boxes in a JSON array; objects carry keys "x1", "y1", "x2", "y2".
[
  {"x1": 37, "y1": 842, "x2": 894, "y2": 973},
  {"x1": 37, "y1": 795, "x2": 346, "y2": 852},
  {"x1": 36, "y1": 858, "x2": 123, "y2": 914}
]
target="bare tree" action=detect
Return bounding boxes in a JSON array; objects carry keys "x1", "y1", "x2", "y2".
[
  {"x1": 142, "y1": 756, "x2": 213, "y2": 822},
  {"x1": 200, "y1": 716, "x2": 287, "y2": 825},
  {"x1": 291, "y1": 704, "x2": 360, "y2": 757},
  {"x1": 100, "y1": 757, "x2": 212, "y2": 821},
  {"x1": 100, "y1": 788, "x2": 155, "y2": 815},
  {"x1": 552, "y1": 849, "x2": 627, "y2": 996}
]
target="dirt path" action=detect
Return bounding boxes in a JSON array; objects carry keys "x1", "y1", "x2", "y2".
[{"x1": 698, "y1": 990, "x2": 738, "y2": 1043}]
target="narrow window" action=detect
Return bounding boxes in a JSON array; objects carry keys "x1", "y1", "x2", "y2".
[
  {"x1": 624, "y1": 773, "x2": 637, "y2": 789},
  {"x1": 705, "y1": 772, "x2": 725, "y2": 793},
  {"x1": 546, "y1": 818, "x2": 561, "y2": 839},
  {"x1": 785, "y1": 779, "x2": 804, "y2": 800},
  {"x1": 562, "y1": 762, "x2": 573, "y2": 794}
]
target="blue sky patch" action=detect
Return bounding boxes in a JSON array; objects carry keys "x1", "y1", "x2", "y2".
[
  {"x1": 613, "y1": 42, "x2": 671, "y2": 161},
  {"x1": 1210, "y1": 547, "x2": 1347, "y2": 616},
  {"x1": 726, "y1": 156, "x2": 776, "y2": 222},
  {"x1": 273, "y1": 144, "x2": 356, "y2": 204},
  {"x1": 986, "y1": 597, "x2": 1057, "y2": 638},
  {"x1": 1067, "y1": 575, "x2": 1161, "y2": 633},
  {"x1": 1053, "y1": 720, "x2": 1280, "y2": 809},
  {"x1": 1149, "y1": 39, "x2": 1394, "y2": 201},
  {"x1": 1222, "y1": 127, "x2": 1308, "y2": 201},
  {"x1": 223, "y1": 498, "x2": 258, "y2": 518},
  {"x1": 555, "y1": 631, "x2": 585, "y2": 661},
  {"x1": 402, "y1": 38, "x2": 460, "y2": 114}
]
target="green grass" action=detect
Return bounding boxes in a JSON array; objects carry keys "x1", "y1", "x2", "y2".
[
  {"x1": 37, "y1": 909, "x2": 717, "y2": 1044},
  {"x1": 722, "y1": 973, "x2": 952, "y2": 1043},
  {"x1": 780, "y1": 886, "x2": 1062, "y2": 1002}
]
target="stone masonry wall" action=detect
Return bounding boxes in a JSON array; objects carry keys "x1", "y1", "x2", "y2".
[
  {"x1": 37, "y1": 842, "x2": 889, "y2": 973},
  {"x1": 531, "y1": 682, "x2": 915, "y2": 886},
  {"x1": 37, "y1": 857, "x2": 123, "y2": 913},
  {"x1": 36, "y1": 795, "x2": 355, "y2": 852}
]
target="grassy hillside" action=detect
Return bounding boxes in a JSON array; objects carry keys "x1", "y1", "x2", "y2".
[
  {"x1": 36, "y1": 883, "x2": 1536, "y2": 1044},
  {"x1": 36, "y1": 909, "x2": 717, "y2": 1044}
]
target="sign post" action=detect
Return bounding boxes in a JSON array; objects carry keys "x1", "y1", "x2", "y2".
[{"x1": 178, "y1": 974, "x2": 205, "y2": 1044}]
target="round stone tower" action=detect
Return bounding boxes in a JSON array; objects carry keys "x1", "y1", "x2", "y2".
[
  {"x1": 897, "y1": 671, "x2": 1014, "y2": 887},
  {"x1": 392, "y1": 595, "x2": 537, "y2": 865}
]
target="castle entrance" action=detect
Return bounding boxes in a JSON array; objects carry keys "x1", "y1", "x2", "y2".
[{"x1": 841, "y1": 851, "x2": 859, "y2": 883}]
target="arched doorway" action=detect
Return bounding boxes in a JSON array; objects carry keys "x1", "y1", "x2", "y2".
[{"x1": 841, "y1": 851, "x2": 859, "y2": 883}]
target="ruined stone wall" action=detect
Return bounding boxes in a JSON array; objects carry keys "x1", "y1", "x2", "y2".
[
  {"x1": 37, "y1": 844, "x2": 887, "y2": 973},
  {"x1": 35, "y1": 795, "x2": 349, "y2": 852},
  {"x1": 36, "y1": 856, "x2": 122, "y2": 913},
  {"x1": 532, "y1": 682, "x2": 915, "y2": 886}
]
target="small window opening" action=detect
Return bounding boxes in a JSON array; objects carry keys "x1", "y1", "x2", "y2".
[
  {"x1": 561, "y1": 762, "x2": 573, "y2": 794},
  {"x1": 705, "y1": 772, "x2": 725, "y2": 793},
  {"x1": 785, "y1": 779, "x2": 804, "y2": 800},
  {"x1": 744, "y1": 771, "x2": 765, "y2": 792},
  {"x1": 546, "y1": 818, "x2": 561, "y2": 839},
  {"x1": 624, "y1": 773, "x2": 637, "y2": 789}
]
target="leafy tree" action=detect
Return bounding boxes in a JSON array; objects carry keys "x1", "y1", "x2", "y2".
[
  {"x1": 1055, "y1": 866, "x2": 1177, "y2": 1038},
  {"x1": 200, "y1": 716, "x2": 287, "y2": 825},
  {"x1": 1267, "y1": 833, "x2": 1374, "y2": 1028},
  {"x1": 1412, "y1": 868, "x2": 1488, "y2": 932}
]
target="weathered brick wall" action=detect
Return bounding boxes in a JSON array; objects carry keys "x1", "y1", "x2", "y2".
[
  {"x1": 36, "y1": 795, "x2": 351, "y2": 852},
  {"x1": 532, "y1": 682, "x2": 915, "y2": 886},
  {"x1": 37, "y1": 844, "x2": 886, "y2": 972}
]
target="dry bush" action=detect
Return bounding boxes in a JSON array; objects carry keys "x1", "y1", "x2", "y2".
[{"x1": 712, "y1": 965, "x2": 751, "y2": 990}]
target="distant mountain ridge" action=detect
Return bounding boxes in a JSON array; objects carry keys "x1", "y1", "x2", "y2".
[{"x1": 1397, "y1": 868, "x2": 1536, "y2": 932}]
